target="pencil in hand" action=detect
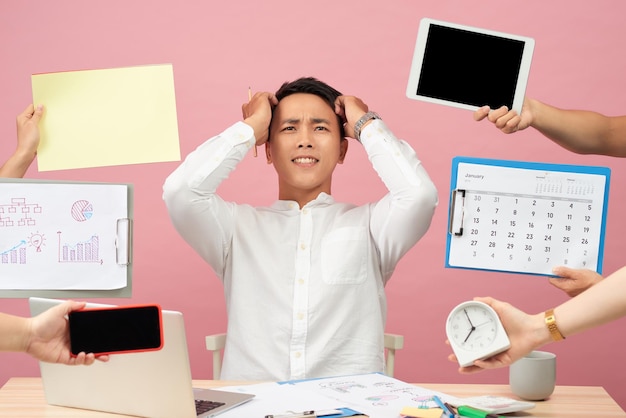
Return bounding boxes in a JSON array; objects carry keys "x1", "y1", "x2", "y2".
[{"x1": 248, "y1": 87, "x2": 257, "y2": 157}]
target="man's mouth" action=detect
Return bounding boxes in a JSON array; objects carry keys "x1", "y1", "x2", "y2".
[{"x1": 292, "y1": 157, "x2": 318, "y2": 164}]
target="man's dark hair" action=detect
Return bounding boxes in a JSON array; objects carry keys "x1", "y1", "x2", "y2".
[{"x1": 273, "y1": 77, "x2": 345, "y2": 139}]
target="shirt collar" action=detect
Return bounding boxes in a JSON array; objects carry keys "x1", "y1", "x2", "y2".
[{"x1": 271, "y1": 192, "x2": 335, "y2": 211}]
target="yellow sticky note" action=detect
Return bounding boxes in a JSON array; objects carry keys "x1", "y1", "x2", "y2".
[
  {"x1": 400, "y1": 406, "x2": 443, "y2": 418},
  {"x1": 32, "y1": 64, "x2": 181, "y2": 171}
]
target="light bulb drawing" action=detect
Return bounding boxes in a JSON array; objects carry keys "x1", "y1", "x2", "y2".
[{"x1": 28, "y1": 232, "x2": 46, "y2": 252}]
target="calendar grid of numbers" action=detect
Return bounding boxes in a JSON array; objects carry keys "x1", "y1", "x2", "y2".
[{"x1": 446, "y1": 157, "x2": 611, "y2": 276}]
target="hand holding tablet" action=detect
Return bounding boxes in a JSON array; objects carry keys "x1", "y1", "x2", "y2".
[{"x1": 406, "y1": 18, "x2": 535, "y2": 114}]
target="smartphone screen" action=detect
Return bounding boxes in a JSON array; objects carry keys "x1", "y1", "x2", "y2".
[{"x1": 68, "y1": 304, "x2": 163, "y2": 356}]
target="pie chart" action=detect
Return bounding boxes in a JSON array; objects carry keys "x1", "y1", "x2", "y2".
[{"x1": 71, "y1": 200, "x2": 93, "y2": 222}]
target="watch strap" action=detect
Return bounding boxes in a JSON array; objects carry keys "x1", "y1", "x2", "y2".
[
  {"x1": 353, "y1": 111, "x2": 381, "y2": 142},
  {"x1": 545, "y1": 308, "x2": 565, "y2": 341}
]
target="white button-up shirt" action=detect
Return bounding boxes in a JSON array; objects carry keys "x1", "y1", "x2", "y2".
[{"x1": 163, "y1": 119, "x2": 437, "y2": 380}]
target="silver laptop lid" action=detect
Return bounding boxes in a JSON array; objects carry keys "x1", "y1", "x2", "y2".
[{"x1": 28, "y1": 297, "x2": 252, "y2": 418}]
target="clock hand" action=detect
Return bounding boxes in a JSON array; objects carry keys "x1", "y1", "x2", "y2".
[
  {"x1": 463, "y1": 327, "x2": 474, "y2": 343},
  {"x1": 463, "y1": 308, "x2": 475, "y2": 327},
  {"x1": 462, "y1": 308, "x2": 477, "y2": 343}
]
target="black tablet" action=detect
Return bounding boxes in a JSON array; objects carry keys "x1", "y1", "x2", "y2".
[{"x1": 406, "y1": 18, "x2": 535, "y2": 113}]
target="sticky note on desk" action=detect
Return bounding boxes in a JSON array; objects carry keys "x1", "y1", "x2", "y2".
[
  {"x1": 400, "y1": 406, "x2": 443, "y2": 418},
  {"x1": 31, "y1": 64, "x2": 181, "y2": 171}
]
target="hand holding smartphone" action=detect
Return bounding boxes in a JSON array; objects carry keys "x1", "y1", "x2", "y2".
[{"x1": 68, "y1": 304, "x2": 163, "y2": 356}]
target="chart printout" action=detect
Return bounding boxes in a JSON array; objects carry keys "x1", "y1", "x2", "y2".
[{"x1": 0, "y1": 181, "x2": 130, "y2": 289}]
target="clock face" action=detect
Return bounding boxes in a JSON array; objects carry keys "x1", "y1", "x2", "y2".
[
  {"x1": 447, "y1": 302, "x2": 499, "y2": 351},
  {"x1": 446, "y1": 301, "x2": 511, "y2": 367}
]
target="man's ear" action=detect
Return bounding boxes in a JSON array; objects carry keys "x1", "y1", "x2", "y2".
[
  {"x1": 338, "y1": 138, "x2": 348, "y2": 164},
  {"x1": 265, "y1": 142, "x2": 272, "y2": 164}
]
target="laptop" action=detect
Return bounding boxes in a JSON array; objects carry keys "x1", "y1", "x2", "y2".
[{"x1": 28, "y1": 297, "x2": 254, "y2": 418}]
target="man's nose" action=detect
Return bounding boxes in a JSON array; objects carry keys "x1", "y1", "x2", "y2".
[{"x1": 297, "y1": 131, "x2": 313, "y2": 148}]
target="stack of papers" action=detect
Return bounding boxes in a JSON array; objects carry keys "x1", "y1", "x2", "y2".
[
  {"x1": 216, "y1": 373, "x2": 452, "y2": 418},
  {"x1": 215, "y1": 373, "x2": 535, "y2": 418}
]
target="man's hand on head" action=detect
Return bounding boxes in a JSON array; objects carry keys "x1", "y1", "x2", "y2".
[
  {"x1": 242, "y1": 91, "x2": 278, "y2": 146},
  {"x1": 334, "y1": 96, "x2": 369, "y2": 139}
]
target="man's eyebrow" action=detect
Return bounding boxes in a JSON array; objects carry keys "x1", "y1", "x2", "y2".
[
  {"x1": 279, "y1": 117, "x2": 331, "y2": 125},
  {"x1": 310, "y1": 117, "x2": 331, "y2": 125}
]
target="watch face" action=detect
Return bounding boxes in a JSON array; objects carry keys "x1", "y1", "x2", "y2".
[{"x1": 447, "y1": 302, "x2": 499, "y2": 352}]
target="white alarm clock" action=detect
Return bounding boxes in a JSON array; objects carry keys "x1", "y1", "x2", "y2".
[{"x1": 446, "y1": 300, "x2": 511, "y2": 367}]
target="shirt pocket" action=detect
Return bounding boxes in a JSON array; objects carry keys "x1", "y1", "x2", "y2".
[{"x1": 321, "y1": 227, "x2": 367, "y2": 285}]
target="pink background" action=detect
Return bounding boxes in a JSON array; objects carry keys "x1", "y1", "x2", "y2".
[{"x1": 2, "y1": 0, "x2": 626, "y2": 409}]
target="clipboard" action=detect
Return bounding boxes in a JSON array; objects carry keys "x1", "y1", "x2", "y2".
[
  {"x1": 0, "y1": 178, "x2": 133, "y2": 298},
  {"x1": 445, "y1": 156, "x2": 610, "y2": 276}
]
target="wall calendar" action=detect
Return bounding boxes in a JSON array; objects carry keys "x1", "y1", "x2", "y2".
[{"x1": 446, "y1": 156, "x2": 611, "y2": 276}]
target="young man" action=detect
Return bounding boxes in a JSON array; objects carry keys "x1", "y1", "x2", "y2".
[
  {"x1": 0, "y1": 300, "x2": 109, "y2": 365},
  {"x1": 0, "y1": 104, "x2": 43, "y2": 178},
  {"x1": 163, "y1": 77, "x2": 438, "y2": 380}
]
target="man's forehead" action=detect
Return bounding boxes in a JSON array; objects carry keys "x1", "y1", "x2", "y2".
[{"x1": 274, "y1": 93, "x2": 335, "y2": 119}]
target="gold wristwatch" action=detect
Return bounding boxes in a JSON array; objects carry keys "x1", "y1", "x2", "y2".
[{"x1": 545, "y1": 308, "x2": 565, "y2": 341}]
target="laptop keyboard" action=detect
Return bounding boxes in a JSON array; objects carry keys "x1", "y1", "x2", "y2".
[{"x1": 195, "y1": 399, "x2": 226, "y2": 415}]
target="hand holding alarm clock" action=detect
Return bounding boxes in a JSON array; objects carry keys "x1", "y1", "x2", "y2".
[{"x1": 446, "y1": 300, "x2": 510, "y2": 367}]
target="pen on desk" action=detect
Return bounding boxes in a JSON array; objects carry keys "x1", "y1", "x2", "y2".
[
  {"x1": 456, "y1": 405, "x2": 505, "y2": 418},
  {"x1": 432, "y1": 395, "x2": 454, "y2": 418},
  {"x1": 248, "y1": 86, "x2": 257, "y2": 157},
  {"x1": 264, "y1": 411, "x2": 316, "y2": 418},
  {"x1": 444, "y1": 402, "x2": 458, "y2": 416}
]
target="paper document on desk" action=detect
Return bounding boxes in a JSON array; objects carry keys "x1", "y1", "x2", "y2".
[
  {"x1": 285, "y1": 373, "x2": 454, "y2": 418},
  {"x1": 214, "y1": 382, "x2": 344, "y2": 417}
]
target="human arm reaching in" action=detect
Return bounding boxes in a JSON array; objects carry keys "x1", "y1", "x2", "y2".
[
  {"x1": 549, "y1": 266, "x2": 603, "y2": 297},
  {"x1": 0, "y1": 300, "x2": 109, "y2": 365},
  {"x1": 474, "y1": 97, "x2": 626, "y2": 157},
  {"x1": 450, "y1": 265, "x2": 626, "y2": 373},
  {"x1": 0, "y1": 104, "x2": 43, "y2": 178}
]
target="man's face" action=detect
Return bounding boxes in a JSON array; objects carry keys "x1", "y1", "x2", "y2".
[{"x1": 266, "y1": 93, "x2": 347, "y2": 204}]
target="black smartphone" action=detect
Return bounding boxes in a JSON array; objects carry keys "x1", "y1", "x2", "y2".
[{"x1": 68, "y1": 304, "x2": 163, "y2": 356}]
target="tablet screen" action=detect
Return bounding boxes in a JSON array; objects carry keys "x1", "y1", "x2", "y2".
[{"x1": 406, "y1": 19, "x2": 534, "y2": 113}]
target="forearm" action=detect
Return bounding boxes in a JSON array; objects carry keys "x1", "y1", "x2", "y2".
[
  {"x1": 363, "y1": 120, "x2": 438, "y2": 267},
  {"x1": 0, "y1": 149, "x2": 36, "y2": 178},
  {"x1": 553, "y1": 266, "x2": 626, "y2": 338},
  {"x1": 0, "y1": 313, "x2": 30, "y2": 352},
  {"x1": 530, "y1": 98, "x2": 626, "y2": 156}
]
